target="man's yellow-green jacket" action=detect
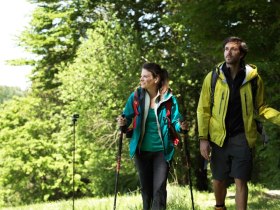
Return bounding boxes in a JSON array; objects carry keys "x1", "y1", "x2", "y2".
[{"x1": 197, "y1": 62, "x2": 280, "y2": 148}]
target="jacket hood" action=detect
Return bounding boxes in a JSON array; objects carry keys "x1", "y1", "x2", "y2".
[
  {"x1": 161, "y1": 88, "x2": 173, "y2": 102},
  {"x1": 243, "y1": 64, "x2": 258, "y2": 82},
  {"x1": 216, "y1": 62, "x2": 258, "y2": 85}
]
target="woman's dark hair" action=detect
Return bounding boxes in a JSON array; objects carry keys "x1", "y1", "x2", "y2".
[
  {"x1": 223, "y1": 36, "x2": 248, "y2": 60},
  {"x1": 142, "y1": 62, "x2": 169, "y2": 93}
]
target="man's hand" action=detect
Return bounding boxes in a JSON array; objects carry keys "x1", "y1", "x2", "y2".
[{"x1": 200, "y1": 139, "x2": 211, "y2": 161}]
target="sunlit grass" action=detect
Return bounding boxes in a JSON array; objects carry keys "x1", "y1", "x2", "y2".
[{"x1": 1, "y1": 183, "x2": 279, "y2": 210}]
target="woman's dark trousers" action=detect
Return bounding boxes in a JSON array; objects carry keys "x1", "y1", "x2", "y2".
[{"x1": 135, "y1": 151, "x2": 170, "y2": 210}]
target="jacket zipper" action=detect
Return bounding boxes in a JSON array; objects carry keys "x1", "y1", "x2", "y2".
[
  {"x1": 155, "y1": 100, "x2": 168, "y2": 155},
  {"x1": 244, "y1": 93, "x2": 248, "y2": 115},
  {"x1": 219, "y1": 91, "x2": 227, "y2": 145}
]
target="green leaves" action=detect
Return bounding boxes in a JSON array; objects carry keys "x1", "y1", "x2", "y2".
[{"x1": 0, "y1": 86, "x2": 24, "y2": 104}]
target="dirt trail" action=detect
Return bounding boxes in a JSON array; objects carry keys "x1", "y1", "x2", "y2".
[{"x1": 264, "y1": 190, "x2": 280, "y2": 198}]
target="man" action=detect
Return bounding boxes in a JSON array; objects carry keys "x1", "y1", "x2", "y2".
[{"x1": 197, "y1": 36, "x2": 280, "y2": 210}]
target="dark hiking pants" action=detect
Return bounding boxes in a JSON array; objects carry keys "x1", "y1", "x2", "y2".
[{"x1": 135, "y1": 151, "x2": 170, "y2": 210}]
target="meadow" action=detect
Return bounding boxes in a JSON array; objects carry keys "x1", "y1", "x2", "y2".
[{"x1": 1, "y1": 183, "x2": 279, "y2": 210}]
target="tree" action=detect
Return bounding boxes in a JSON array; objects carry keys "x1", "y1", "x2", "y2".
[
  {"x1": 58, "y1": 18, "x2": 142, "y2": 196},
  {"x1": 0, "y1": 86, "x2": 24, "y2": 103},
  {"x1": 0, "y1": 96, "x2": 70, "y2": 205}
]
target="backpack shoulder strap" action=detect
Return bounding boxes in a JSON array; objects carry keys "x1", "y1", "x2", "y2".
[
  {"x1": 133, "y1": 89, "x2": 139, "y2": 114},
  {"x1": 132, "y1": 88, "x2": 140, "y2": 128},
  {"x1": 134, "y1": 90, "x2": 173, "y2": 128},
  {"x1": 165, "y1": 98, "x2": 173, "y2": 128},
  {"x1": 210, "y1": 67, "x2": 219, "y2": 111},
  {"x1": 251, "y1": 76, "x2": 258, "y2": 111}
]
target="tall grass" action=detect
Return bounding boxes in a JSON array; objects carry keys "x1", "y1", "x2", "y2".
[{"x1": 1, "y1": 183, "x2": 279, "y2": 210}]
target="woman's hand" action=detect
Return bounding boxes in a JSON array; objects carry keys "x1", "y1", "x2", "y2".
[{"x1": 179, "y1": 120, "x2": 188, "y2": 131}]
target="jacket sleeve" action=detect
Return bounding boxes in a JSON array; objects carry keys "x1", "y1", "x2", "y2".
[
  {"x1": 257, "y1": 75, "x2": 280, "y2": 125},
  {"x1": 123, "y1": 92, "x2": 135, "y2": 128},
  {"x1": 197, "y1": 72, "x2": 212, "y2": 140}
]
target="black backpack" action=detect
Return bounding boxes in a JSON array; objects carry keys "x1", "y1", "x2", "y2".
[{"x1": 210, "y1": 67, "x2": 268, "y2": 145}]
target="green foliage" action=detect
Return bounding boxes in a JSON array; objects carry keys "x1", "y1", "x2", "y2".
[
  {"x1": 252, "y1": 124, "x2": 280, "y2": 189},
  {"x1": 58, "y1": 19, "x2": 141, "y2": 118},
  {"x1": 57, "y1": 18, "x2": 141, "y2": 196},
  {"x1": 0, "y1": 96, "x2": 72, "y2": 205},
  {"x1": 0, "y1": 86, "x2": 25, "y2": 103},
  {"x1": 19, "y1": 0, "x2": 95, "y2": 91}
]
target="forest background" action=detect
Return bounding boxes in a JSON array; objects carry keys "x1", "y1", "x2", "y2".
[{"x1": 0, "y1": 0, "x2": 280, "y2": 207}]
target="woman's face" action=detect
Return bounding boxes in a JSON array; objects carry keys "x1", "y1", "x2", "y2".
[{"x1": 140, "y1": 69, "x2": 158, "y2": 91}]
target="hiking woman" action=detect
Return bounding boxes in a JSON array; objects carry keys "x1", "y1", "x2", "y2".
[{"x1": 117, "y1": 62, "x2": 187, "y2": 210}]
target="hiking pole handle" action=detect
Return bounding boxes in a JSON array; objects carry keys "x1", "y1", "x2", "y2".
[{"x1": 179, "y1": 116, "x2": 188, "y2": 134}]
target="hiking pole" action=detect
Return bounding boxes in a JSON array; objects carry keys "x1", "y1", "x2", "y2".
[
  {"x1": 113, "y1": 114, "x2": 126, "y2": 210},
  {"x1": 180, "y1": 117, "x2": 195, "y2": 210},
  {"x1": 72, "y1": 114, "x2": 79, "y2": 210}
]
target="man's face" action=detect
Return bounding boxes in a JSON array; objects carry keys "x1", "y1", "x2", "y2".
[{"x1": 224, "y1": 42, "x2": 243, "y2": 65}]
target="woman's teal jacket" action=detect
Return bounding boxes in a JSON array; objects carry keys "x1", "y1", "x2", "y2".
[{"x1": 123, "y1": 87, "x2": 182, "y2": 162}]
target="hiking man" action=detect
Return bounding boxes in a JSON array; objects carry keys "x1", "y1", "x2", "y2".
[{"x1": 197, "y1": 36, "x2": 280, "y2": 210}]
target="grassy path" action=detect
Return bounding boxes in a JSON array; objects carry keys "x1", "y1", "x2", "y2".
[{"x1": 1, "y1": 184, "x2": 280, "y2": 210}]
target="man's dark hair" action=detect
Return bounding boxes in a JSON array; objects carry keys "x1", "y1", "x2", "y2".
[{"x1": 223, "y1": 36, "x2": 248, "y2": 60}]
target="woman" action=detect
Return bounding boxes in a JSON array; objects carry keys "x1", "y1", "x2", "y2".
[{"x1": 117, "y1": 62, "x2": 187, "y2": 210}]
